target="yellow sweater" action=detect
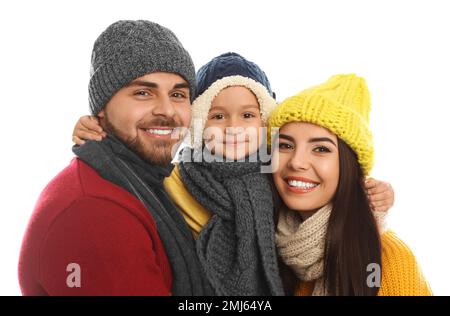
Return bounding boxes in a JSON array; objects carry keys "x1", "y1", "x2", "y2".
[
  {"x1": 163, "y1": 164, "x2": 211, "y2": 239},
  {"x1": 164, "y1": 165, "x2": 432, "y2": 296},
  {"x1": 294, "y1": 231, "x2": 432, "y2": 296}
]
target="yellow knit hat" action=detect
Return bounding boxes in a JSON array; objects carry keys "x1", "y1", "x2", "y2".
[{"x1": 268, "y1": 74, "x2": 374, "y2": 175}]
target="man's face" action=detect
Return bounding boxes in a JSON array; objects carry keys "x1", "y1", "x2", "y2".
[{"x1": 98, "y1": 72, "x2": 192, "y2": 165}]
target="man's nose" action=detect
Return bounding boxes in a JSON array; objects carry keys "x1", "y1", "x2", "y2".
[{"x1": 151, "y1": 95, "x2": 176, "y2": 118}]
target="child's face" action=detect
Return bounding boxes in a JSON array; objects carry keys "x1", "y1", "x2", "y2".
[
  {"x1": 204, "y1": 86, "x2": 263, "y2": 160},
  {"x1": 271, "y1": 122, "x2": 340, "y2": 217}
]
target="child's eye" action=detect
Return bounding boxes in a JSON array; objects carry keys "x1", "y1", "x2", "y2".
[
  {"x1": 313, "y1": 146, "x2": 331, "y2": 153},
  {"x1": 243, "y1": 112, "x2": 256, "y2": 119},
  {"x1": 278, "y1": 142, "x2": 293, "y2": 150},
  {"x1": 210, "y1": 113, "x2": 225, "y2": 120}
]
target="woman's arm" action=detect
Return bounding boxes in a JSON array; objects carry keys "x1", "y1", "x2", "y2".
[{"x1": 378, "y1": 231, "x2": 432, "y2": 296}]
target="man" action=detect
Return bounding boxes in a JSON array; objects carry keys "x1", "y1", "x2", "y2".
[{"x1": 19, "y1": 20, "x2": 212, "y2": 295}]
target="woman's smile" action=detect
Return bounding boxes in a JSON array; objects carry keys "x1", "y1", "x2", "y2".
[{"x1": 284, "y1": 176, "x2": 320, "y2": 194}]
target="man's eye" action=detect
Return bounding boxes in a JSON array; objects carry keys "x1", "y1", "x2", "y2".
[
  {"x1": 278, "y1": 142, "x2": 293, "y2": 150},
  {"x1": 313, "y1": 146, "x2": 331, "y2": 153},
  {"x1": 135, "y1": 90, "x2": 150, "y2": 96},
  {"x1": 172, "y1": 92, "x2": 187, "y2": 98}
]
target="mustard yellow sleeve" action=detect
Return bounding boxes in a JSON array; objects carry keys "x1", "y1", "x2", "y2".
[
  {"x1": 163, "y1": 164, "x2": 211, "y2": 238},
  {"x1": 378, "y1": 231, "x2": 432, "y2": 296}
]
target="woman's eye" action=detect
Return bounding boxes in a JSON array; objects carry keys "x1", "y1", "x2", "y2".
[
  {"x1": 278, "y1": 142, "x2": 293, "y2": 150},
  {"x1": 313, "y1": 146, "x2": 331, "y2": 153},
  {"x1": 243, "y1": 113, "x2": 256, "y2": 119}
]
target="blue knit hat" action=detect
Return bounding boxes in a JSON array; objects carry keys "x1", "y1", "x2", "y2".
[
  {"x1": 195, "y1": 52, "x2": 275, "y2": 99},
  {"x1": 190, "y1": 52, "x2": 277, "y2": 148}
]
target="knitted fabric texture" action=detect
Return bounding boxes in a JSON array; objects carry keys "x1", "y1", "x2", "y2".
[
  {"x1": 73, "y1": 136, "x2": 214, "y2": 295},
  {"x1": 276, "y1": 204, "x2": 332, "y2": 296},
  {"x1": 376, "y1": 231, "x2": 432, "y2": 296},
  {"x1": 195, "y1": 52, "x2": 274, "y2": 98},
  {"x1": 178, "y1": 147, "x2": 284, "y2": 296},
  {"x1": 294, "y1": 231, "x2": 433, "y2": 296},
  {"x1": 276, "y1": 204, "x2": 388, "y2": 296},
  {"x1": 88, "y1": 20, "x2": 196, "y2": 115},
  {"x1": 163, "y1": 164, "x2": 212, "y2": 238},
  {"x1": 268, "y1": 74, "x2": 374, "y2": 175},
  {"x1": 190, "y1": 53, "x2": 277, "y2": 148}
]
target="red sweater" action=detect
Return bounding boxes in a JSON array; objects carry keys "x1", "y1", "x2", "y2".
[{"x1": 19, "y1": 158, "x2": 172, "y2": 295}]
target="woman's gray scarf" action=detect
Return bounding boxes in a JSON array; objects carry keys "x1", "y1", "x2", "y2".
[
  {"x1": 73, "y1": 136, "x2": 213, "y2": 296},
  {"x1": 178, "y1": 147, "x2": 285, "y2": 296}
]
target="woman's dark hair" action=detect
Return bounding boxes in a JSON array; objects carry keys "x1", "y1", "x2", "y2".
[{"x1": 272, "y1": 138, "x2": 382, "y2": 296}]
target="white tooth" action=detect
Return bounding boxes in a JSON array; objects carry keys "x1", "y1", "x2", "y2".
[
  {"x1": 288, "y1": 180, "x2": 318, "y2": 188},
  {"x1": 148, "y1": 129, "x2": 172, "y2": 135}
]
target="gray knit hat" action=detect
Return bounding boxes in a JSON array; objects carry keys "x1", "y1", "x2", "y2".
[{"x1": 88, "y1": 20, "x2": 196, "y2": 115}]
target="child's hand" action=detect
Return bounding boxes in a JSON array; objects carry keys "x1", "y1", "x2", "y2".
[
  {"x1": 365, "y1": 178, "x2": 395, "y2": 212},
  {"x1": 72, "y1": 115, "x2": 107, "y2": 145}
]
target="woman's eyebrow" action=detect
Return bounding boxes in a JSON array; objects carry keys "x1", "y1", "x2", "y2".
[
  {"x1": 278, "y1": 134, "x2": 295, "y2": 142},
  {"x1": 309, "y1": 137, "x2": 337, "y2": 147}
]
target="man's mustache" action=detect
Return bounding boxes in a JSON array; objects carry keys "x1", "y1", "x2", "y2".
[{"x1": 137, "y1": 118, "x2": 181, "y2": 128}]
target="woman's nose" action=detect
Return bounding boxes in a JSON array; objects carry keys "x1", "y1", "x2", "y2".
[{"x1": 287, "y1": 150, "x2": 310, "y2": 171}]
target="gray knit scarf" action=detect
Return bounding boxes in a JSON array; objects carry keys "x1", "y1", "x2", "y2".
[
  {"x1": 73, "y1": 136, "x2": 214, "y2": 296},
  {"x1": 178, "y1": 147, "x2": 285, "y2": 296}
]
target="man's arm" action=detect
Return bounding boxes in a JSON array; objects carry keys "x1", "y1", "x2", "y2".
[{"x1": 38, "y1": 197, "x2": 171, "y2": 295}]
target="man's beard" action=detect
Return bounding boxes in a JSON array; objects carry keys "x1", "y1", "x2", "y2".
[{"x1": 103, "y1": 115, "x2": 180, "y2": 166}]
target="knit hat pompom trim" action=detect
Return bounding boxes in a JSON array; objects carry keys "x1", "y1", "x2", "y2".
[
  {"x1": 268, "y1": 92, "x2": 374, "y2": 176},
  {"x1": 190, "y1": 75, "x2": 277, "y2": 148}
]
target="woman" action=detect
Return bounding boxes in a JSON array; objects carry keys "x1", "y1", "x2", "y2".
[{"x1": 268, "y1": 74, "x2": 432, "y2": 295}]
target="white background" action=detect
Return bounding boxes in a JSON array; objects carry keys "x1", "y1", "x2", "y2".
[{"x1": 1, "y1": 0, "x2": 449, "y2": 295}]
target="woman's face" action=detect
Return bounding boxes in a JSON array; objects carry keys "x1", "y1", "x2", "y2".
[
  {"x1": 272, "y1": 122, "x2": 340, "y2": 217},
  {"x1": 204, "y1": 86, "x2": 263, "y2": 160}
]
